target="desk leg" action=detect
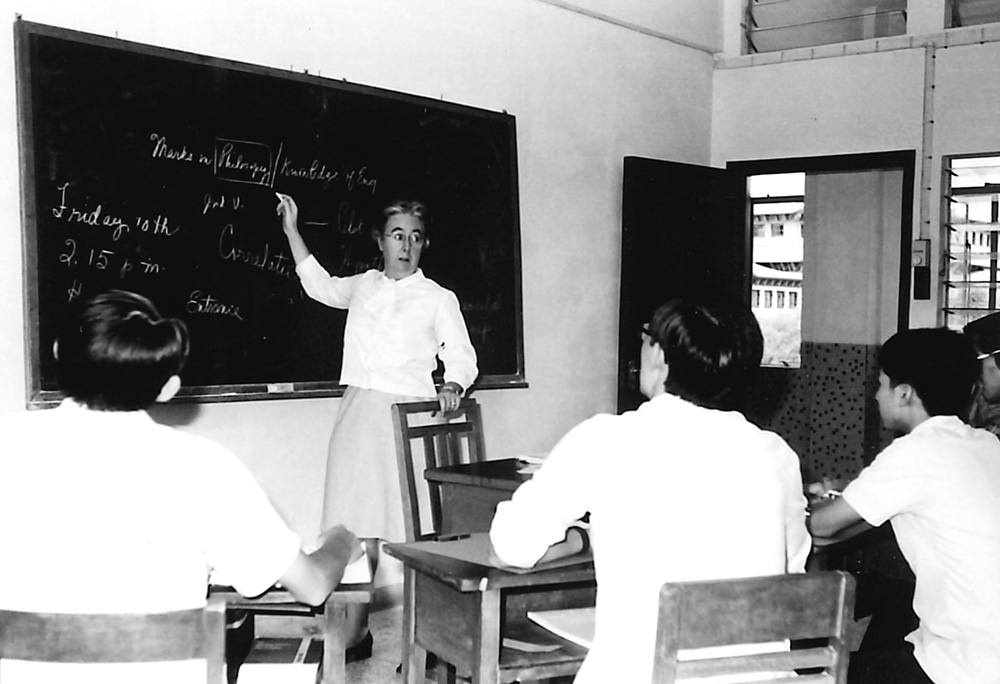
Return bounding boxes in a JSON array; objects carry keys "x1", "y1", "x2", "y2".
[
  {"x1": 472, "y1": 589, "x2": 501, "y2": 684},
  {"x1": 401, "y1": 566, "x2": 428, "y2": 684},
  {"x1": 320, "y1": 600, "x2": 348, "y2": 684}
]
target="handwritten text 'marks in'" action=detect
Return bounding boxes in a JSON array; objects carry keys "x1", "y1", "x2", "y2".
[{"x1": 51, "y1": 183, "x2": 180, "y2": 241}]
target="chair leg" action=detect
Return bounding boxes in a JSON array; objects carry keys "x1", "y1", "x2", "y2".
[{"x1": 320, "y1": 601, "x2": 348, "y2": 684}]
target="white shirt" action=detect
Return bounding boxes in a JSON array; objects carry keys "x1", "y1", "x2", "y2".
[
  {"x1": 843, "y1": 415, "x2": 1000, "y2": 684},
  {"x1": 0, "y1": 400, "x2": 302, "y2": 683},
  {"x1": 296, "y1": 256, "x2": 478, "y2": 396},
  {"x1": 490, "y1": 393, "x2": 810, "y2": 684}
]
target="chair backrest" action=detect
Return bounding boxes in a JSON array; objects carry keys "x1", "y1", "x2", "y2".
[
  {"x1": 0, "y1": 595, "x2": 227, "y2": 683},
  {"x1": 391, "y1": 398, "x2": 486, "y2": 540},
  {"x1": 652, "y1": 571, "x2": 855, "y2": 684}
]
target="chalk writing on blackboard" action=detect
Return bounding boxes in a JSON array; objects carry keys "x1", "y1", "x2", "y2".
[{"x1": 17, "y1": 18, "x2": 525, "y2": 406}]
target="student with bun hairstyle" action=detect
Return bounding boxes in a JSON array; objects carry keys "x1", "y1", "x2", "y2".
[
  {"x1": 490, "y1": 298, "x2": 809, "y2": 684},
  {"x1": 0, "y1": 290, "x2": 361, "y2": 683}
]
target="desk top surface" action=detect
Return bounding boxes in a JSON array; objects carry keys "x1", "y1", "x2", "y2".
[
  {"x1": 423, "y1": 458, "x2": 530, "y2": 490},
  {"x1": 384, "y1": 536, "x2": 595, "y2": 592}
]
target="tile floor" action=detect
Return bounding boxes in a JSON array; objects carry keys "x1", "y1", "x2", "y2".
[{"x1": 247, "y1": 587, "x2": 411, "y2": 684}]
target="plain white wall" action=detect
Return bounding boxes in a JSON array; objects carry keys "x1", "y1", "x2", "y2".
[
  {"x1": 712, "y1": 35, "x2": 1000, "y2": 330},
  {"x1": 0, "y1": 0, "x2": 718, "y2": 538}
]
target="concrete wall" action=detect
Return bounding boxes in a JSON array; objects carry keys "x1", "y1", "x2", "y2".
[
  {"x1": 713, "y1": 29, "x2": 1000, "y2": 329},
  {"x1": 0, "y1": 0, "x2": 718, "y2": 538}
]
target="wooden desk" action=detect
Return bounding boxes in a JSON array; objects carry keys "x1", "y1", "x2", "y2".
[
  {"x1": 424, "y1": 458, "x2": 530, "y2": 536},
  {"x1": 210, "y1": 576, "x2": 374, "y2": 684},
  {"x1": 385, "y1": 535, "x2": 595, "y2": 684}
]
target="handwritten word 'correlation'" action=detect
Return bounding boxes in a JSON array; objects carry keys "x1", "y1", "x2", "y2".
[{"x1": 218, "y1": 224, "x2": 294, "y2": 278}]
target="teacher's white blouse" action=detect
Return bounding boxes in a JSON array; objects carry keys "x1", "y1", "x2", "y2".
[{"x1": 296, "y1": 256, "x2": 478, "y2": 396}]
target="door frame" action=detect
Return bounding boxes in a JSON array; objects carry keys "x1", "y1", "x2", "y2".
[{"x1": 727, "y1": 149, "x2": 916, "y2": 333}]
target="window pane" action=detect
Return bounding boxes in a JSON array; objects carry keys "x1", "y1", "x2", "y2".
[
  {"x1": 752, "y1": 172, "x2": 804, "y2": 368},
  {"x1": 943, "y1": 154, "x2": 1000, "y2": 329},
  {"x1": 746, "y1": 0, "x2": 907, "y2": 54},
  {"x1": 947, "y1": 0, "x2": 1000, "y2": 28}
]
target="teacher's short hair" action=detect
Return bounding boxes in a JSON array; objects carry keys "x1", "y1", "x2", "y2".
[
  {"x1": 56, "y1": 289, "x2": 190, "y2": 411},
  {"x1": 374, "y1": 199, "x2": 431, "y2": 238},
  {"x1": 648, "y1": 299, "x2": 763, "y2": 411}
]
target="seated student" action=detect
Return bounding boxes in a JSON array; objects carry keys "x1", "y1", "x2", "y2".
[
  {"x1": 0, "y1": 290, "x2": 362, "y2": 684},
  {"x1": 489, "y1": 299, "x2": 810, "y2": 684},
  {"x1": 962, "y1": 311, "x2": 1000, "y2": 434},
  {"x1": 810, "y1": 327, "x2": 1000, "y2": 684}
]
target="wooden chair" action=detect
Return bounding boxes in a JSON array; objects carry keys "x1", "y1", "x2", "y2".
[
  {"x1": 391, "y1": 398, "x2": 486, "y2": 541},
  {"x1": 212, "y1": 538, "x2": 380, "y2": 684},
  {"x1": 652, "y1": 571, "x2": 856, "y2": 684},
  {"x1": 0, "y1": 595, "x2": 227, "y2": 683}
]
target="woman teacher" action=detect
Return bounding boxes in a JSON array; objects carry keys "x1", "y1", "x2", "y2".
[{"x1": 275, "y1": 191, "x2": 478, "y2": 561}]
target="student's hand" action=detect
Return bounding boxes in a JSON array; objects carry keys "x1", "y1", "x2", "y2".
[
  {"x1": 314, "y1": 524, "x2": 360, "y2": 561},
  {"x1": 536, "y1": 526, "x2": 588, "y2": 565},
  {"x1": 274, "y1": 193, "x2": 299, "y2": 234}
]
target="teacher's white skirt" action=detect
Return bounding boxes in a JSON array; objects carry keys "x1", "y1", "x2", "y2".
[{"x1": 319, "y1": 386, "x2": 436, "y2": 587}]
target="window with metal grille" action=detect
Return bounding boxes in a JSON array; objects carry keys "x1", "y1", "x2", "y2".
[
  {"x1": 943, "y1": 154, "x2": 1000, "y2": 331},
  {"x1": 947, "y1": 0, "x2": 1000, "y2": 28},
  {"x1": 745, "y1": 0, "x2": 908, "y2": 54}
]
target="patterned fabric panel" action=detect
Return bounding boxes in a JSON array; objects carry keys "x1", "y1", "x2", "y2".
[{"x1": 746, "y1": 342, "x2": 894, "y2": 483}]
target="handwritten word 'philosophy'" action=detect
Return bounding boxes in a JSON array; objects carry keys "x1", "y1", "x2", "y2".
[
  {"x1": 218, "y1": 224, "x2": 294, "y2": 278},
  {"x1": 187, "y1": 290, "x2": 243, "y2": 321},
  {"x1": 52, "y1": 183, "x2": 180, "y2": 241}
]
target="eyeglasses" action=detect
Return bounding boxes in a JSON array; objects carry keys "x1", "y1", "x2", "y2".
[{"x1": 638, "y1": 324, "x2": 653, "y2": 342}]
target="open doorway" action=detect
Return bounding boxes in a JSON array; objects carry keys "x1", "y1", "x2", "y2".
[{"x1": 619, "y1": 150, "x2": 915, "y2": 478}]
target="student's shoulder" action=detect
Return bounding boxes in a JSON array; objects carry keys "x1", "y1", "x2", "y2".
[{"x1": 145, "y1": 421, "x2": 243, "y2": 465}]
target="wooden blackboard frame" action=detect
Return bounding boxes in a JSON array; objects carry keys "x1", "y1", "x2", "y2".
[{"x1": 15, "y1": 19, "x2": 526, "y2": 407}]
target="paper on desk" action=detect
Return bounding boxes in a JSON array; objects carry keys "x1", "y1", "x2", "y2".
[
  {"x1": 340, "y1": 547, "x2": 372, "y2": 584},
  {"x1": 410, "y1": 533, "x2": 592, "y2": 574},
  {"x1": 527, "y1": 607, "x2": 595, "y2": 649},
  {"x1": 502, "y1": 637, "x2": 561, "y2": 653}
]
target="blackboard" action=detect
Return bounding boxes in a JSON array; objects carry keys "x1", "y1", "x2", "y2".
[{"x1": 15, "y1": 20, "x2": 525, "y2": 407}]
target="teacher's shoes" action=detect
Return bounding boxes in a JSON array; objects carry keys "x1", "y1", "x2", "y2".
[{"x1": 345, "y1": 632, "x2": 373, "y2": 662}]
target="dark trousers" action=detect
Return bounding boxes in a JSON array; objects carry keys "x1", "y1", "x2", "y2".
[
  {"x1": 847, "y1": 574, "x2": 934, "y2": 684},
  {"x1": 848, "y1": 643, "x2": 934, "y2": 684}
]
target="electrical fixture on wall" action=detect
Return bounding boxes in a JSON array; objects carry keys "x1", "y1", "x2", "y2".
[{"x1": 912, "y1": 238, "x2": 931, "y2": 300}]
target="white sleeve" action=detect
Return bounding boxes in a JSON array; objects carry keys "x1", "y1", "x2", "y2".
[
  {"x1": 489, "y1": 415, "x2": 609, "y2": 567},
  {"x1": 435, "y1": 290, "x2": 478, "y2": 390},
  {"x1": 201, "y1": 450, "x2": 302, "y2": 598},
  {"x1": 295, "y1": 255, "x2": 359, "y2": 309},
  {"x1": 778, "y1": 443, "x2": 811, "y2": 573}
]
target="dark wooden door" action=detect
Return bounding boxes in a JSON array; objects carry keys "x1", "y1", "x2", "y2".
[{"x1": 617, "y1": 156, "x2": 749, "y2": 413}]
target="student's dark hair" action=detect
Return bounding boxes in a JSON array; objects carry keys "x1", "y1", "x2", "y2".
[
  {"x1": 56, "y1": 289, "x2": 190, "y2": 411},
  {"x1": 371, "y1": 198, "x2": 430, "y2": 240},
  {"x1": 878, "y1": 327, "x2": 978, "y2": 417},
  {"x1": 647, "y1": 299, "x2": 763, "y2": 411}
]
